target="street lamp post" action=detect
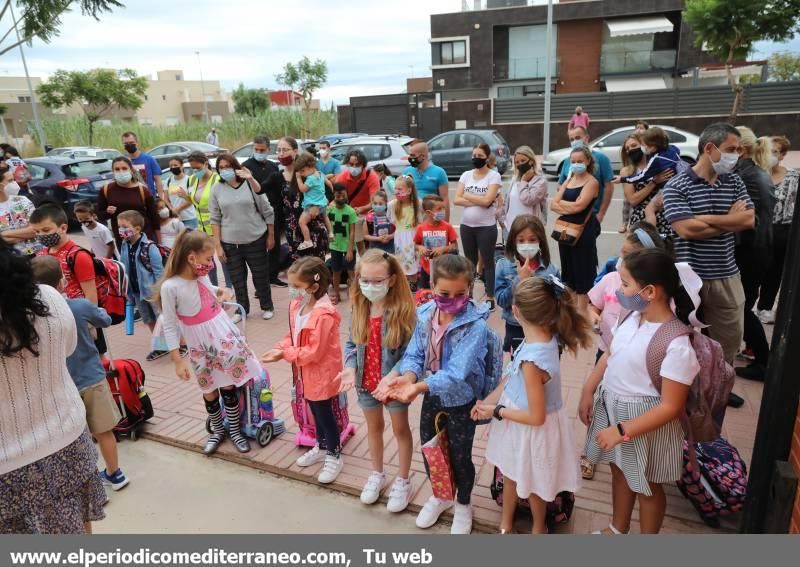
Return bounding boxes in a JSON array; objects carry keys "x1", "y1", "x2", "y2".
[
  {"x1": 10, "y1": 3, "x2": 46, "y2": 153},
  {"x1": 542, "y1": 0, "x2": 554, "y2": 156},
  {"x1": 195, "y1": 51, "x2": 210, "y2": 123}
]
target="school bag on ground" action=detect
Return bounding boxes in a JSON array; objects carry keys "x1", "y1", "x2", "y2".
[
  {"x1": 490, "y1": 467, "x2": 575, "y2": 532},
  {"x1": 103, "y1": 356, "x2": 154, "y2": 441},
  {"x1": 290, "y1": 372, "x2": 355, "y2": 448},
  {"x1": 66, "y1": 247, "x2": 128, "y2": 324}
]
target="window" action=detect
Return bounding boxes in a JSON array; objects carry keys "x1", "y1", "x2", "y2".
[
  {"x1": 144, "y1": 95, "x2": 148, "y2": 101},
  {"x1": 508, "y1": 24, "x2": 557, "y2": 79},
  {"x1": 431, "y1": 37, "x2": 469, "y2": 68},
  {"x1": 234, "y1": 145, "x2": 253, "y2": 160},
  {"x1": 454, "y1": 133, "x2": 483, "y2": 149},
  {"x1": 162, "y1": 95, "x2": 167, "y2": 101},
  {"x1": 429, "y1": 134, "x2": 455, "y2": 151},
  {"x1": 598, "y1": 129, "x2": 633, "y2": 148},
  {"x1": 148, "y1": 145, "x2": 167, "y2": 156},
  {"x1": 27, "y1": 164, "x2": 49, "y2": 181},
  {"x1": 666, "y1": 130, "x2": 687, "y2": 143},
  {"x1": 63, "y1": 160, "x2": 113, "y2": 178},
  {"x1": 17, "y1": 96, "x2": 31, "y2": 103}
]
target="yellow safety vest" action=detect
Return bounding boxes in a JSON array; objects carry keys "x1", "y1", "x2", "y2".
[{"x1": 188, "y1": 172, "x2": 220, "y2": 235}]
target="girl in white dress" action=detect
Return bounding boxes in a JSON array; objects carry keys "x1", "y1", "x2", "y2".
[
  {"x1": 474, "y1": 275, "x2": 592, "y2": 533},
  {"x1": 387, "y1": 175, "x2": 421, "y2": 285},
  {"x1": 151, "y1": 230, "x2": 263, "y2": 456}
]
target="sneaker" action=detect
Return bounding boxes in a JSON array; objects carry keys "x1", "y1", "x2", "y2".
[
  {"x1": 360, "y1": 471, "x2": 388, "y2": 504},
  {"x1": 758, "y1": 310, "x2": 775, "y2": 324},
  {"x1": 386, "y1": 477, "x2": 412, "y2": 513},
  {"x1": 736, "y1": 363, "x2": 766, "y2": 381},
  {"x1": 230, "y1": 313, "x2": 243, "y2": 324},
  {"x1": 451, "y1": 503, "x2": 473, "y2": 534},
  {"x1": 145, "y1": 350, "x2": 169, "y2": 362},
  {"x1": 270, "y1": 277, "x2": 289, "y2": 288},
  {"x1": 298, "y1": 241, "x2": 314, "y2": 251},
  {"x1": 737, "y1": 348, "x2": 755, "y2": 361},
  {"x1": 727, "y1": 392, "x2": 745, "y2": 408},
  {"x1": 133, "y1": 309, "x2": 142, "y2": 322},
  {"x1": 262, "y1": 309, "x2": 274, "y2": 320},
  {"x1": 296, "y1": 445, "x2": 326, "y2": 467},
  {"x1": 415, "y1": 495, "x2": 453, "y2": 529},
  {"x1": 317, "y1": 454, "x2": 344, "y2": 484},
  {"x1": 99, "y1": 468, "x2": 130, "y2": 491}
]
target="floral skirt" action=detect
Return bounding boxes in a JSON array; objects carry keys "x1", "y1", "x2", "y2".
[
  {"x1": 0, "y1": 430, "x2": 106, "y2": 534},
  {"x1": 394, "y1": 228, "x2": 419, "y2": 276}
]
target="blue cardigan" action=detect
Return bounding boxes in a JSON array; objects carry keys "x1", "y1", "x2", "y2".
[
  {"x1": 120, "y1": 234, "x2": 163, "y2": 303},
  {"x1": 495, "y1": 255, "x2": 560, "y2": 326}
]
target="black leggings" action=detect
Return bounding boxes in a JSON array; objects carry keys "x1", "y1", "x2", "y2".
[
  {"x1": 758, "y1": 223, "x2": 790, "y2": 311},
  {"x1": 736, "y1": 244, "x2": 769, "y2": 366},
  {"x1": 308, "y1": 397, "x2": 341, "y2": 456},
  {"x1": 419, "y1": 395, "x2": 476, "y2": 505},
  {"x1": 460, "y1": 224, "x2": 498, "y2": 297},
  {"x1": 222, "y1": 232, "x2": 273, "y2": 314}
]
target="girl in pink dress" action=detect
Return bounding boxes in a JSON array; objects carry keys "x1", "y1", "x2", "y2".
[{"x1": 152, "y1": 230, "x2": 263, "y2": 455}]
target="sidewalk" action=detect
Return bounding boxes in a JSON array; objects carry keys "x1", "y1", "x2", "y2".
[{"x1": 103, "y1": 280, "x2": 763, "y2": 534}]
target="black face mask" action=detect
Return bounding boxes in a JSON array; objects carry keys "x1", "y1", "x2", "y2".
[
  {"x1": 170, "y1": 167, "x2": 182, "y2": 176},
  {"x1": 124, "y1": 143, "x2": 138, "y2": 154},
  {"x1": 627, "y1": 147, "x2": 645, "y2": 163},
  {"x1": 516, "y1": 162, "x2": 532, "y2": 175},
  {"x1": 408, "y1": 156, "x2": 422, "y2": 168},
  {"x1": 335, "y1": 198, "x2": 347, "y2": 206},
  {"x1": 472, "y1": 157, "x2": 487, "y2": 169}
]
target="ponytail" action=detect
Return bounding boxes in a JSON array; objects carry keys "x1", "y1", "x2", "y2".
[{"x1": 553, "y1": 288, "x2": 594, "y2": 354}]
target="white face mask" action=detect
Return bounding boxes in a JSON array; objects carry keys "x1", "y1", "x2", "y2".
[
  {"x1": 616, "y1": 257, "x2": 623, "y2": 271},
  {"x1": 711, "y1": 146, "x2": 739, "y2": 175},
  {"x1": 768, "y1": 155, "x2": 780, "y2": 169},
  {"x1": 516, "y1": 243, "x2": 540, "y2": 260},
  {"x1": 158, "y1": 208, "x2": 170, "y2": 219},
  {"x1": 3, "y1": 182, "x2": 20, "y2": 196},
  {"x1": 287, "y1": 285, "x2": 308, "y2": 303},
  {"x1": 359, "y1": 281, "x2": 389, "y2": 303}
]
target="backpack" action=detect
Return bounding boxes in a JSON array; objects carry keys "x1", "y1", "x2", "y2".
[
  {"x1": 138, "y1": 241, "x2": 171, "y2": 273},
  {"x1": 66, "y1": 247, "x2": 128, "y2": 325},
  {"x1": 103, "y1": 357, "x2": 154, "y2": 439},
  {"x1": 490, "y1": 467, "x2": 575, "y2": 532}
]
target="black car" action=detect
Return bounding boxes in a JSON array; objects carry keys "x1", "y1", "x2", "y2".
[
  {"x1": 147, "y1": 141, "x2": 227, "y2": 169},
  {"x1": 26, "y1": 157, "x2": 115, "y2": 227}
]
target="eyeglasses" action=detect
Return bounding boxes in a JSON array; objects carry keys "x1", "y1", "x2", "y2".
[{"x1": 359, "y1": 276, "x2": 391, "y2": 286}]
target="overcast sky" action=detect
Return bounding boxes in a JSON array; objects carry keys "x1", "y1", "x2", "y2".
[{"x1": 0, "y1": 0, "x2": 796, "y2": 106}]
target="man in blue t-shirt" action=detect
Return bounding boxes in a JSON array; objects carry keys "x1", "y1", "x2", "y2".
[
  {"x1": 558, "y1": 126, "x2": 614, "y2": 223},
  {"x1": 402, "y1": 141, "x2": 450, "y2": 220},
  {"x1": 122, "y1": 131, "x2": 163, "y2": 199},
  {"x1": 317, "y1": 140, "x2": 342, "y2": 195}
]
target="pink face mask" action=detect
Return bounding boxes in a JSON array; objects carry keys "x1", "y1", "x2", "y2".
[
  {"x1": 192, "y1": 261, "x2": 214, "y2": 277},
  {"x1": 434, "y1": 294, "x2": 469, "y2": 315}
]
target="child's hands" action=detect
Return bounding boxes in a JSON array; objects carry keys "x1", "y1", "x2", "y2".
[
  {"x1": 216, "y1": 287, "x2": 234, "y2": 303},
  {"x1": 578, "y1": 388, "x2": 595, "y2": 426},
  {"x1": 611, "y1": 175, "x2": 622, "y2": 184},
  {"x1": 174, "y1": 358, "x2": 192, "y2": 382},
  {"x1": 261, "y1": 349, "x2": 284, "y2": 363},
  {"x1": 471, "y1": 402, "x2": 495, "y2": 421},
  {"x1": 373, "y1": 373, "x2": 403, "y2": 401},
  {"x1": 391, "y1": 382, "x2": 421, "y2": 404},
  {"x1": 336, "y1": 368, "x2": 355, "y2": 393},
  {"x1": 596, "y1": 426, "x2": 624, "y2": 450},
  {"x1": 654, "y1": 169, "x2": 674, "y2": 185},
  {"x1": 516, "y1": 258, "x2": 533, "y2": 280},
  {"x1": 345, "y1": 250, "x2": 354, "y2": 263}
]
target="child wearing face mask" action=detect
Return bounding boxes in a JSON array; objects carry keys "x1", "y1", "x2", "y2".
[
  {"x1": 379, "y1": 254, "x2": 490, "y2": 534},
  {"x1": 579, "y1": 248, "x2": 701, "y2": 535},
  {"x1": 74, "y1": 200, "x2": 117, "y2": 259},
  {"x1": 414, "y1": 194, "x2": 458, "y2": 290},
  {"x1": 164, "y1": 159, "x2": 198, "y2": 230},
  {"x1": 262, "y1": 257, "x2": 346, "y2": 485},
  {"x1": 155, "y1": 198, "x2": 185, "y2": 249},
  {"x1": 295, "y1": 152, "x2": 333, "y2": 251},
  {"x1": 338, "y1": 250, "x2": 416, "y2": 512},
  {"x1": 363, "y1": 190, "x2": 396, "y2": 254},
  {"x1": 388, "y1": 175, "x2": 422, "y2": 287},
  {"x1": 615, "y1": 127, "x2": 684, "y2": 187},
  {"x1": 152, "y1": 230, "x2": 259, "y2": 455},
  {"x1": 495, "y1": 215, "x2": 560, "y2": 353}
]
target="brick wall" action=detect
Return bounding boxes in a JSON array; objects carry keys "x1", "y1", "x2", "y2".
[
  {"x1": 556, "y1": 19, "x2": 603, "y2": 94},
  {"x1": 790, "y1": 406, "x2": 800, "y2": 533}
]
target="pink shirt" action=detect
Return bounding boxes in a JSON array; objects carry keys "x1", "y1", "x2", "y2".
[
  {"x1": 426, "y1": 309, "x2": 448, "y2": 373},
  {"x1": 588, "y1": 271, "x2": 622, "y2": 351},
  {"x1": 570, "y1": 112, "x2": 590, "y2": 129}
]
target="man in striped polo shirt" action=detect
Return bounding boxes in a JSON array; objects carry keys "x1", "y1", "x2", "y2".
[{"x1": 663, "y1": 123, "x2": 755, "y2": 408}]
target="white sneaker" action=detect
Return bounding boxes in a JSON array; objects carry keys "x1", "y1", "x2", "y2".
[
  {"x1": 758, "y1": 310, "x2": 775, "y2": 324},
  {"x1": 230, "y1": 312, "x2": 243, "y2": 324},
  {"x1": 386, "y1": 477, "x2": 412, "y2": 513},
  {"x1": 360, "y1": 471, "x2": 387, "y2": 505},
  {"x1": 451, "y1": 503, "x2": 473, "y2": 534},
  {"x1": 298, "y1": 241, "x2": 314, "y2": 251},
  {"x1": 295, "y1": 445, "x2": 326, "y2": 467},
  {"x1": 415, "y1": 495, "x2": 453, "y2": 529},
  {"x1": 317, "y1": 454, "x2": 343, "y2": 484},
  {"x1": 262, "y1": 309, "x2": 274, "y2": 320}
]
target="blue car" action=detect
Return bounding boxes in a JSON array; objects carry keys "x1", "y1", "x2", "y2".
[{"x1": 26, "y1": 156, "x2": 115, "y2": 227}]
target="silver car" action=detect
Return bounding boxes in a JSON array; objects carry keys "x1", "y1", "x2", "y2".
[
  {"x1": 328, "y1": 135, "x2": 415, "y2": 176},
  {"x1": 541, "y1": 125, "x2": 699, "y2": 177}
]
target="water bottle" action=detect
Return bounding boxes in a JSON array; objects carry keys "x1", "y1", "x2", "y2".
[{"x1": 125, "y1": 302, "x2": 135, "y2": 336}]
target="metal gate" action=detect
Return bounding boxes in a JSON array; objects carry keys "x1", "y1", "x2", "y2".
[{"x1": 353, "y1": 105, "x2": 408, "y2": 136}]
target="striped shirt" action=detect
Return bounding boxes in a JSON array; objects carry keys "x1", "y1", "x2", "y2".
[{"x1": 663, "y1": 168, "x2": 753, "y2": 280}]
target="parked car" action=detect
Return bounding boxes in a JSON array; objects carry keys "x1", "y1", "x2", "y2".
[
  {"x1": 541, "y1": 125, "x2": 699, "y2": 177},
  {"x1": 46, "y1": 146, "x2": 122, "y2": 159},
  {"x1": 327, "y1": 135, "x2": 415, "y2": 176},
  {"x1": 232, "y1": 139, "x2": 318, "y2": 165},
  {"x1": 147, "y1": 141, "x2": 227, "y2": 169},
  {"x1": 26, "y1": 157, "x2": 115, "y2": 227},
  {"x1": 317, "y1": 133, "x2": 367, "y2": 145},
  {"x1": 427, "y1": 129, "x2": 511, "y2": 177}
]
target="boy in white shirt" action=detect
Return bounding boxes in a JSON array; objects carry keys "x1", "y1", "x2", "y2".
[{"x1": 74, "y1": 200, "x2": 117, "y2": 259}]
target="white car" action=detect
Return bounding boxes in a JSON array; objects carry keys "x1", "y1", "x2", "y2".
[
  {"x1": 46, "y1": 146, "x2": 122, "y2": 159},
  {"x1": 541, "y1": 125, "x2": 699, "y2": 177},
  {"x1": 328, "y1": 135, "x2": 415, "y2": 176}
]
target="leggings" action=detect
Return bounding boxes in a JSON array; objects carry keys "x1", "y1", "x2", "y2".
[
  {"x1": 420, "y1": 394, "x2": 477, "y2": 505},
  {"x1": 460, "y1": 224, "x2": 498, "y2": 296},
  {"x1": 736, "y1": 244, "x2": 769, "y2": 366},
  {"x1": 308, "y1": 398, "x2": 341, "y2": 456},
  {"x1": 222, "y1": 232, "x2": 273, "y2": 314},
  {"x1": 758, "y1": 223, "x2": 790, "y2": 311}
]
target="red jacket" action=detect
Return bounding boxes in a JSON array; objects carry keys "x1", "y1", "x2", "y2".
[
  {"x1": 335, "y1": 169, "x2": 380, "y2": 209},
  {"x1": 277, "y1": 295, "x2": 343, "y2": 401}
]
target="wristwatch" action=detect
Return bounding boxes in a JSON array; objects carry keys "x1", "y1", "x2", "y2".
[
  {"x1": 616, "y1": 422, "x2": 631, "y2": 442},
  {"x1": 493, "y1": 404, "x2": 506, "y2": 421}
]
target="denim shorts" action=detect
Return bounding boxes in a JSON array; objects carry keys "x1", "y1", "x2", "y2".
[
  {"x1": 136, "y1": 299, "x2": 158, "y2": 324},
  {"x1": 357, "y1": 388, "x2": 409, "y2": 413}
]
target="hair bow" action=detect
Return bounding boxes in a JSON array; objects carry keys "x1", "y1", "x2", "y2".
[{"x1": 544, "y1": 275, "x2": 567, "y2": 300}]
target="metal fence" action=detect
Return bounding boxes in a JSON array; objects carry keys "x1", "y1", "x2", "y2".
[{"x1": 493, "y1": 81, "x2": 800, "y2": 123}]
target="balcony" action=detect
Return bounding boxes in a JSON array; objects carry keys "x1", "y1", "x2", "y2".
[
  {"x1": 600, "y1": 49, "x2": 677, "y2": 75},
  {"x1": 461, "y1": 0, "x2": 555, "y2": 10},
  {"x1": 494, "y1": 56, "x2": 560, "y2": 81}
]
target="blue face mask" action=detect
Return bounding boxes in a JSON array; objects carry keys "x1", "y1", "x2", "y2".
[
  {"x1": 219, "y1": 168, "x2": 236, "y2": 182},
  {"x1": 114, "y1": 171, "x2": 132, "y2": 185},
  {"x1": 571, "y1": 163, "x2": 587, "y2": 175},
  {"x1": 253, "y1": 152, "x2": 268, "y2": 162},
  {"x1": 433, "y1": 211, "x2": 446, "y2": 222},
  {"x1": 570, "y1": 139, "x2": 585, "y2": 150},
  {"x1": 615, "y1": 288, "x2": 650, "y2": 312},
  {"x1": 192, "y1": 168, "x2": 205, "y2": 178},
  {"x1": 348, "y1": 166, "x2": 363, "y2": 177},
  {"x1": 373, "y1": 204, "x2": 387, "y2": 214}
]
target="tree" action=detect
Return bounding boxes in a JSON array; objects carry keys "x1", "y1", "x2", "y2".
[
  {"x1": 231, "y1": 83, "x2": 269, "y2": 116},
  {"x1": 275, "y1": 57, "x2": 328, "y2": 137},
  {"x1": 37, "y1": 68, "x2": 147, "y2": 145},
  {"x1": 768, "y1": 51, "x2": 800, "y2": 82},
  {"x1": 684, "y1": 0, "x2": 800, "y2": 119},
  {"x1": 0, "y1": 0, "x2": 122, "y2": 58}
]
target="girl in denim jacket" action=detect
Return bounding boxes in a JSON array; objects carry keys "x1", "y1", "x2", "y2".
[{"x1": 378, "y1": 254, "x2": 489, "y2": 535}]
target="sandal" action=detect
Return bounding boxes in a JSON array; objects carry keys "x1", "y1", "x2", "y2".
[
  {"x1": 592, "y1": 523, "x2": 627, "y2": 535},
  {"x1": 580, "y1": 456, "x2": 595, "y2": 480}
]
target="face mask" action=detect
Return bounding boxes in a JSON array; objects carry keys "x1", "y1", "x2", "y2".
[
  {"x1": 359, "y1": 281, "x2": 389, "y2": 303},
  {"x1": 124, "y1": 143, "x2": 138, "y2": 154},
  {"x1": 433, "y1": 211, "x2": 446, "y2": 222},
  {"x1": 517, "y1": 243, "x2": 539, "y2": 259},
  {"x1": 434, "y1": 294, "x2": 469, "y2": 315},
  {"x1": 615, "y1": 288, "x2": 650, "y2": 312},
  {"x1": 372, "y1": 204, "x2": 387, "y2": 214},
  {"x1": 570, "y1": 140, "x2": 585, "y2": 150},
  {"x1": 81, "y1": 220, "x2": 94, "y2": 227},
  {"x1": 169, "y1": 167, "x2": 182, "y2": 176},
  {"x1": 615, "y1": 257, "x2": 623, "y2": 271},
  {"x1": 37, "y1": 232, "x2": 62, "y2": 249},
  {"x1": 319, "y1": 150, "x2": 329, "y2": 158},
  {"x1": 335, "y1": 198, "x2": 347, "y2": 206},
  {"x1": 516, "y1": 162, "x2": 532, "y2": 175},
  {"x1": 118, "y1": 227, "x2": 135, "y2": 241},
  {"x1": 768, "y1": 155, "x2": 780, "y2": 169},
  {"x1": 253, "y1": 152, "x2": 268, "y2": 162},
  {"x1": 711, "y1": 146, "x2": 739, "y2": 175},
  {"x1": 219, "y1": 168, "x2": 236, "y2": 182},
  {"x1": 571, "y1": 163, "x2": 587, "y2": 175},
  {"x1": 408, "y1": 157, "x2": 422, "y2": 168},
  {"x1": 114, "y1": 171, "x2": 132, "y2": 185},
  {"x1": 279, "y1": 155, "x2": 294, "y2": 166},
  {"x1": 627, "y1": 148, "x2": 644, "y2": 163},
  {"x1": 472, "y1": 157, "x2": 487, "y2": 169},
  {"x1": 158, "y1": 208, "x2": 170, "y2": 219},
  {"x1": 3, "y1": 181, "x2": 20, "y2": 196},
  {"x1": 395, "y1": 190, "x2": 409, "y2": 199},
  {"x1": 288, "y1": 285, "x2": 312, "y2": 303},
  {"x1": 192, "y1": 261, "x2": 214, "y2": 277},
  {"x1": 348, "y1": 166, "x2": 363, "y2": 177}
]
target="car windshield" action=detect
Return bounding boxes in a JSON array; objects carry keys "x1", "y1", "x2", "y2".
[
  {"x1": 491, "y1": 132, "x2": 508, "y2": 147},
  {"x1": 62, "y1": 160, "x2": 113, "y2": 178}
]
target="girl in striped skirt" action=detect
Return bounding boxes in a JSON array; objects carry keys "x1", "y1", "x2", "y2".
[{"x1": 578, "y1": 248, "x2": 700, "y2": 534}]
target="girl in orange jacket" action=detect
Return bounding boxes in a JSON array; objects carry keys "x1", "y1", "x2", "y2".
[{"x1": 262, "y1": 257, "x2": 346, "y2": 485}]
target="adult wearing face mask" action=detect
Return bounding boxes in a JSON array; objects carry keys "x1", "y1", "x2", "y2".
[
  {"x1": 0, "y1": 168, "x2": 39, "y2": 256},
  {"x1": 317, "y1": 140, "x2": 342, "y2": 186},
  {"x1": 336, "y1": 149, "x2": 380, "y2": 256},
  {"x1": 619, "y1": 134, "x2": 673, "y2": 238},
  {"x1": 97, "y1": 156, "x2": 160, "y2": 247},
  {"x1": 663, "y1": 123, "x2": 755, "y2": 408},
  {"x1": 121, "y1": 131, "x2": 163, "y2": 200},
  {"x1": 499, "y1": 146, "x2": 548, "y2": 231},
  {"x1": 402, "y1": 142, "x2": 450, "y2": 220},
  {"x1": 558, "y1": 127, "x2": 614, "y2": 224},
  {"x1": 163, "y1": 158, "x2": 198, "y2": 230}
]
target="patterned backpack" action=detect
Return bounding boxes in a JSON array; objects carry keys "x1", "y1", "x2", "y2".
[
  {"x1": 139, "y1": 241, "x2": 171, "y2": 273},
  {"x1": 65, "y1": 247, "x2": 128, "y2": 325},
  {"x1": 490, "y1": 468, "x2": 575, "y2": 532}
]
